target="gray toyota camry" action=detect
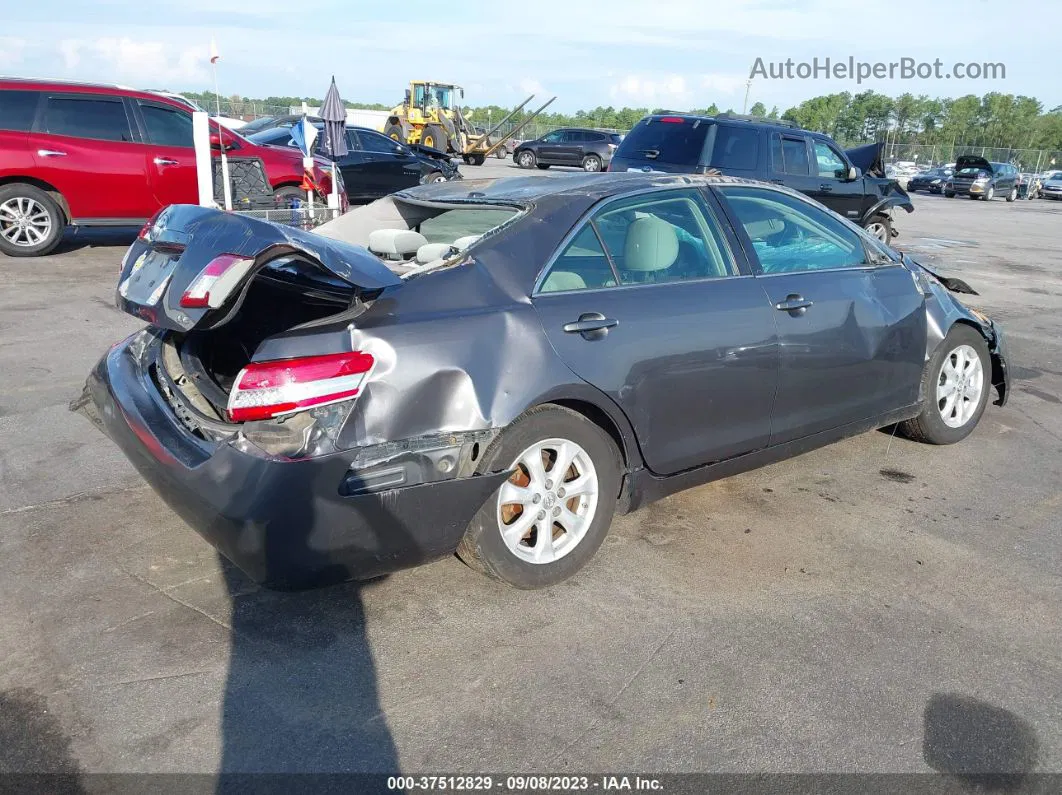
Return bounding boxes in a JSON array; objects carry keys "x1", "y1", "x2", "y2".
[{"x1": 75, "y1": 173, "x2": 1010, "y2": 590}]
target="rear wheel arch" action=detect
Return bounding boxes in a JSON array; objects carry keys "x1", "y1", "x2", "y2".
[{"x1": 0, "y1": 176, "x2": 70, "y2": 223}]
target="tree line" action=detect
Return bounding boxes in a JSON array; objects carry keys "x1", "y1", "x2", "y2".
[{"x1": 181, "y1": 89, "x2": 1062, "y2": 151}]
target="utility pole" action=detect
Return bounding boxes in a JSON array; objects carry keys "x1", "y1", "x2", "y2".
[{"x1": 742, "y1": 78, "x2": 752, "y2": 115}]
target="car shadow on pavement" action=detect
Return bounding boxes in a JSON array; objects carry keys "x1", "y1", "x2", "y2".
[
  {"x1": 923, "y1": 692, "x2": 1040, "y2": 792},
  {"x1": 216, "y1": 474, "x2": 414, "y2": 792},
  {"x1": 53, "y1": 228, "x2": 138, "y2": 255}
]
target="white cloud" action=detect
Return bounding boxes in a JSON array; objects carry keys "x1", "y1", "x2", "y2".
[
  {"x1": 699, "y1": 74, "x2": 749, "y2": 95},
  {"x1": 0, "y1": 38, "x2": 28, "y2": 70},
  {"x1": 54, "y1": 37, "x2": 208, "y2": 86},
  {"x1": 609, "y1": 74, "x2": 692, "y2": 105},
  {"x1": 519, "y1": 78, "x2": 547, "y2": 96}
]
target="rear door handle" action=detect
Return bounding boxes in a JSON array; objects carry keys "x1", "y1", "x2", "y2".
[
  {"x1": 819, "y1": 184, "x2": 834, "y2": 191},
  {"x1": 153, "y1": 157, "x2": 179, "y2": 166},
  {"x1": 769, "y1": 178, "x2": 785, "y2": 185},
  {"x1": 37, "y1": 149, "x2": 67, "y2": 157},
  {"x1": 774, "y1": 294, "x2": 814, "y2": 314},
  {"x1": 563, "y1": 312, "x2": 618, "y2": 339}
]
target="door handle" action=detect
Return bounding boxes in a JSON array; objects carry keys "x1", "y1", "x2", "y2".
[
  {"x1": 769, "y1": 178, "x2": 785, "y2": 185},
  {"x1": 563, "y1": 312, "x2": 618, "y2": 340},
  {"x1": 153, "y1": 157, "x2": 179, "y2": 166},
  {"x1": 774, "y1": 294, "x2": 814, "y2": 315},
  {"x1": 37, "y1": 149, "x2": 67, "y2": 157},
  {"x1": 819, "y1": 184, "x2": 834, "y2": 191}
]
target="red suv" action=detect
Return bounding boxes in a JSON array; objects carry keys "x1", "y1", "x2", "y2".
[{"x1": 0, "y1": 78, "x2": 345, "y2": 257}]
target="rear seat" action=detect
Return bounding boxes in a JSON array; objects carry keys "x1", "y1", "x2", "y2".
[{"x1": 368, "y1": 229, "x2": 428, "y2": 261}]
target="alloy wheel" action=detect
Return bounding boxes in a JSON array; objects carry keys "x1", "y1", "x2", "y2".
[
  {"x1": 936, "y1": 344, "x2": 984, "y2": 428},
  {"x1": 496, "y1": 437, "x2": 599, "y2": 564},
  {"x1": 0, "y1": 197, "x2": 53, "y2": 248},
  {"x1": 519, "y1": 152, "x2": 534, "y2": 168},
  {"x1": 865, "y1": 221, "x2": 888, "y2": 242}
]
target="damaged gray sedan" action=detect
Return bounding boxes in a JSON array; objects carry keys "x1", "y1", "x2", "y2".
[{"x1": 75, "y1": 173, "x2": 1010, "y2": 590}]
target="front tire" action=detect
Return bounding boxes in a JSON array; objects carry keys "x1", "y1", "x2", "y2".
[
  {"x1": 863, "y1": 213, "x2": 892, "y2": 242},
  {"x1": 516, "y1": 150, "x2": 536, "y2": 169},
  {"x1": 0, "y1": 184, "x2": 64, "y2": 257},
  {"x1": 898, "y1": 324, "x2": 991, "y2": 445},
  {"x1": 982, "y1": 186, "x2": 995, "y2": 201},
  {"x1": 1007, "y1": 187, "x2": 1017, "y2": 202},
  {"x1": 424, "y1": 171, "x2": 446, "y2": 184},
  {"x1": 456, "y1": 406, "x2": 621, "y2": 589},
  {"x1": 421, "y1": 124, "x2": 446, "y2": 151}
]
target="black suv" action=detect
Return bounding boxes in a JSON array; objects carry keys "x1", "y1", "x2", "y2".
[
  {"x1": 513, "y1": 128, "x2": 622, "y2": 172},
  {"x1": 944, "y1": 156, "x2": 1019, "y2": 201},
  {"x1": 609, "y1": 113, "x2": 913, "y2": 241}
]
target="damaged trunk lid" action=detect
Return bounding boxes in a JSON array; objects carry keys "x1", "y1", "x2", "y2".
[{"x1": 116, "y1": 204, "x2": 400, "y2": 333}]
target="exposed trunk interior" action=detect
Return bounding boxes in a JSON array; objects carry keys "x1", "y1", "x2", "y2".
[{"x1": 171, "y1": 266, "x2": 357, "y2": 413}]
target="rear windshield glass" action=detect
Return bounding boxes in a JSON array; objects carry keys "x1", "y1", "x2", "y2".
[{"x1": 616, "y1": 118, "x2": 712, "y2": 165}]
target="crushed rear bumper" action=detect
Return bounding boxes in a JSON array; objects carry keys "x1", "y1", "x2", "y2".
[{"x1": 76, "y1": 334, "x2": 507, "y2": 590}]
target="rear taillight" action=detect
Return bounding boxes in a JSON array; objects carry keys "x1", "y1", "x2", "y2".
[
  {"x1": 180, "y1": 254, "x2": 254, "y2": 309},
  {"x1": 137, "y1": 210, "x2": 163, "y2": 242},
  {"x1": 227, "y1": 352, "x2": 375, "y2": 422}
]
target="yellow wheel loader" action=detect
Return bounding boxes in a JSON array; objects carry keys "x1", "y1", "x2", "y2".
[{"x1": 382, "y1": 81, "x2": 555, "y2": 166}]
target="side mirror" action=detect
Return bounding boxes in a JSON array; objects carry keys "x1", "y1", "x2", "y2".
[
  {"x1": 847, "y1": 166, "x2": 859, "y2": 181},
  {"x1": 209, "y1": 133, "x2": 237, "y2": 152}
]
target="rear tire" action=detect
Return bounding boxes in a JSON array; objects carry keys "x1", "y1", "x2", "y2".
[
  {"x1": 0, "y1": 183, "x2": 64, "y2": 257},
  {"x1": 456, "y1": 405, "x2": 621, "y2": 589},
  {"x1": 467, "y1": 153, "x2": 485, "y2": 166},
  {"x1": 272, "y1": 185, "x2": 304, "y2": 208},
  {"x1": 582, "y1": 154, "x2": 602, "y2": 172},
  {"x1": 516, "y1": 150, "x2": 536, "y2": 169},
  {"x1": 898, "y1": 324, "x2": 991, "y2": 445},
  {"x1": 536, "y1": 164, "x2": 551, "y2": 170},
  {"x1": 945, "y1": 191, "x2": 955, "y2": 198}
]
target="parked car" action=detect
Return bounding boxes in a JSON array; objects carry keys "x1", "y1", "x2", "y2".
[
  {"x1": 145, "y1": 90, "x2": 247, "y2": 130},
  {"x1": 238, "y1": 115, "x2": 282, "y2": 136},
  {"x1": 944, "y1": 157, "x2": 1019, "y2": 201},
  {"x1": 0, "y1": 78, "x2": 344, "y2": 257},
  {"x1": 513, "y1": 128, "x2": 622, "y2": 172},
  {"x1": 609, "y1": 113, "x2": 913, "y2": 241},
  {"x1": 1041, "y1": 172, "x2": 1062, "y2": 200},
  {"x1": 76, "y1": 173, "x2": 1009, "y2": 590},
  {"x1": 908, "y1": 167, "x2": 954, "y2": 194},
  {"x1": 248, "y1": 123, "x2": 461, "y2": 202}
]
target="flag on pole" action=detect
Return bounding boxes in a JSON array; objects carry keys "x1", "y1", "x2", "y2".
[{"x1": 210, "y1": 38, "x2": 220, "y2": 64}]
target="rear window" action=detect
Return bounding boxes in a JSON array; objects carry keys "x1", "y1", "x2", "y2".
[
  {"x1": 42, "y1": 96, "x2": 133, "y2": 142},
  {"x1": 609, "y1": 133, "x2": 623, "y2": 145},
  {"x1": 0, "y1": 90, "x2": 40, "y2": 132},
  {"x1": 615, "y1": 118, "x2": 712, "y2": 165},
  {"x1": 708, "y1": 125, "x2": 759, "y2": 170},
  {"x1": 418, "y1": 208, "x2": 517, "y2": 244}
]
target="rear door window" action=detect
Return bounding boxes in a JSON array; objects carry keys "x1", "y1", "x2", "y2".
[
  {"x1": 42, "y1": 95, "x2": 134, "y2": 142},
  {"x1": 708, "y1": 125, "x2": 759, "y2": 171},
  {"x1": 0, "y1": 90, "x2": 40, "y2": 132},
  {"x1": 616, "y1": 118, "x2": 712, "y2": 166},
  {"x1": 138, "y1": 102, "x2": 193, "y2": 147}
]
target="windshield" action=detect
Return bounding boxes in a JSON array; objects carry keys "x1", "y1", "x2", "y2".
[{"x1": 957, "y1": 167, "x2": 988, "y2": 176}]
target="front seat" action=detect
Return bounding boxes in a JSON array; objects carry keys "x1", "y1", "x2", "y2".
[{"x1": 622, "y1": 217, "x2": 679, "y2": 282}]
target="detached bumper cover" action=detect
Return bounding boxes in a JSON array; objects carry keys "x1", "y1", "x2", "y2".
[{"x1": 80, "y1": 337, "x2": 507, "y2": 589}]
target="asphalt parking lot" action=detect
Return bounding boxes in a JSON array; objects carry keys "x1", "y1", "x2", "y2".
[{"x1": 2, "y1": 165, "x2": 1061, "y2": 785}]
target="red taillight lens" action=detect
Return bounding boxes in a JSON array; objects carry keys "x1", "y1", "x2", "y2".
[
  {"x1": 227, "y1": 352, "x2": 375, "y2": 422},
  {"x1": 138, "y1": 209, "x2": 164, "y2": 242},
  {"x1": 659, "y1": 116, "x2": 685, "y2": 124},
  {"x1": 180, "y1": 254, "x2": 253, "y2": 309}
]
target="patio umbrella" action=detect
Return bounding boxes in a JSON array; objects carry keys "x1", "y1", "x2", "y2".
[
  {"x1": 320, "y1": 77, "x2": 347, "y2": 212},
  {"x1": 321, "y1": 76, "x2": 348, "y2": 159}
]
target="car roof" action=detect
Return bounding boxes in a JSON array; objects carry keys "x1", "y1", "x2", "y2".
[
  {"x1": 0, "y1": 76, "x2": 191, "y2": 111},
  {"x1": 399, "y1": 171, "x2": 767, "y2": 206},
  {"x1": 639, "y1": 111, "x2": 809, "y2": 135}
]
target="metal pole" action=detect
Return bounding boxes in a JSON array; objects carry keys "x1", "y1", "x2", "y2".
[
  {"x1": 742, "y1": 79, "x2": 752, "y2": 114},
  {"x1": 212, "y1": 61, "x2": 232, "y2": 211}
]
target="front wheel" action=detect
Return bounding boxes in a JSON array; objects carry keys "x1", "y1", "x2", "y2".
[
  {"x1": 0, "y1": 184, "x2": 65, "y2": 257},
  {"x1": 1007, "y1": 187, "x2": 1017, "y2": 202},
  {"x1": 945, "y1": 191, "x2": 955, "y2": 198},
  {"x1": 516, "y1": 150, "x2": 536, "y2": 168},
  {"x1": 456, "y1": 406, "x2": 621, "y2": 589},
  {"x1": 863, "y1": 213, "x2": 892, "y2": 243},
  {"x1": 982, "y1": 186, "x2": 995, "y2": 201},
  {"x1": 898, "y1": 324, "x2": 991, "y2": 445},
  {"x1": 424, "y1": 171, "x2": 447, "y2": 184}
]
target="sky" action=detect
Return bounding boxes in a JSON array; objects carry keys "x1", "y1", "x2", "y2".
[{"x1": 3, "y1": 0, "x2": 1061, "y2": 113}]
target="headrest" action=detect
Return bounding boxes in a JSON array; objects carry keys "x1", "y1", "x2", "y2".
[
  {"x1": 415, "y1": 242, "x2": 455, "y2": 264},
  {"x1": 623, "y1": 217, "x2": 678, "y2": 272},
  {"x1": 453, "y1": 235, "x2": 481, "y2": 250},
  {"x1": 743, "y1": 218, "x2": 784, "y2": 239},
  {"x1": 541, "y1": 271, "x2": 587, "y2": 293},
  {"x1": 368, "y1": 229, "x2": 428, "y2": 258}
]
